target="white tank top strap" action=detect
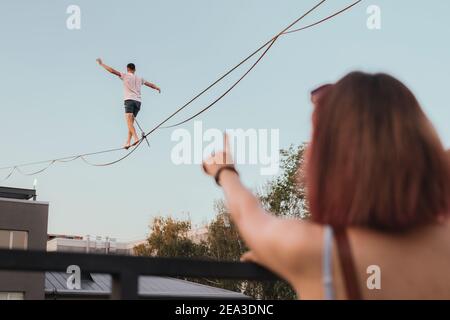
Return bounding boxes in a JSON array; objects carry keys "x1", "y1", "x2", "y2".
[{"x1": 322, "y1": 225, "x2": 336, "y2": 300}]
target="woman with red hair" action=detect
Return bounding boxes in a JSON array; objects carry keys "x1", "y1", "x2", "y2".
[{"x1": 203, "y1": 72, "x2": 450, "y2": 299}]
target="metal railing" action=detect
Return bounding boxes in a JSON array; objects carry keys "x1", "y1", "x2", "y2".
[{"x1": 0, "y1": 249, "x2": 279, "y2": 299}]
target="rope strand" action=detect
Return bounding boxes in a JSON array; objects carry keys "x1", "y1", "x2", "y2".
[
  {"x1": 283, "y1": 0, "x2": 362, "y2": 35},
  {"x1": 160, "y1": 0, "x2": 362, "y2": 128},
  {"x1": 0, "y1": 0, "x2": 364, "y2": 180},
  {"x1": 159, "y1": 37, "x2": 279, "y2": 129},
  {"x1": 158, "y1": 0, "x2": 328, "y2": 129}
]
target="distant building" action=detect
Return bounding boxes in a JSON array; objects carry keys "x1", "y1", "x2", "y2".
[
  {"x1": 187, "y1": 226, "x2": 208, "y2": 244},
  {"x1": 0, "y1": 187, "x2": 48, "y2": 300},
  {"x1": 45, "y1": 235, "x2": 246, "y2": 299},
  {"x1": 0, "y1": 186, "x2": 247, "y2": 300},
  {"x1": 45, "y1": 272, "x2": 247, "y2": 300},
  {"x1": 47, "y1": 236, "x2": 146, "y2": 255},
  {"x1": 47, "y1": 234, "x2": 83, "y2": 241}
]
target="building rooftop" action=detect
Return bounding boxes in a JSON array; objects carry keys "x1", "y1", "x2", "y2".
[
  {"x1": 47, "y1": 234, "x2": 84, "y2": 241},
  {"x1": 0, "y1": 186, "x2": 36, "y2": 201},
  {"x1": 45, "y1": 272, "x2": 249, "y2": 299},
  {"x1": 47, "y1": 236, "x2": 146, "y2": 255}
]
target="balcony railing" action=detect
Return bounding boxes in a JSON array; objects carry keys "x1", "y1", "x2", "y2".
[{"x1": 0, "y1": 249, "x2": 279, "y2": 299}]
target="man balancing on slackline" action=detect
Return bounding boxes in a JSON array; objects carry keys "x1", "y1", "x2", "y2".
[{"x1": 96, "y1": 58, "x2": 161, "y2": 149}]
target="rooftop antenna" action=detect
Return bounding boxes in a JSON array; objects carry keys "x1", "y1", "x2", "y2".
[{"x1": 32, "y1": 179, "x2": 38, "y2": 200}]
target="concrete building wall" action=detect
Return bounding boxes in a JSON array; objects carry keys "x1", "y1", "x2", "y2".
[
  {"x1": 0, "y1": 198, "x2": 49, "y2": 300},
  {"x1": 47, "y1": 237, "x2": 144, "y2": 255}
]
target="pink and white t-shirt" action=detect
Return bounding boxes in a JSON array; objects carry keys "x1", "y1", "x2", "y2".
[{"x1": 120, "y1": 72, "x2": 146, "y2": 102}]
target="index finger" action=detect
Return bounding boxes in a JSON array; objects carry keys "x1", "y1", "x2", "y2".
[{"x1": 223, "y1": 132, "x2": 231, "y2": 154}]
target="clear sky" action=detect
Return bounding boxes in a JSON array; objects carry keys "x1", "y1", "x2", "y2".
[{"x1": 0, "y1": 0, "x2": 449, "y2": 241}]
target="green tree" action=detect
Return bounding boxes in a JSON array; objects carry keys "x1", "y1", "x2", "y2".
[
  {"x1": 207, "y1": 201, "x2": 244, "y2": 261},
  {"x1": 202, "y1": 203, "x2": 245, "y2": 292},
  {"x1": 134, "y1": 217, "x2": 208, "y2": 258},
  {"x1": 260, "y1": 144, "x2": 309, "y2": 219},
  {"x1": 208, "y1": 201, "x2": 296, "y2": 300},
  {"x1": 135, "y1": 145, "x2": 307, "y2": 300}
]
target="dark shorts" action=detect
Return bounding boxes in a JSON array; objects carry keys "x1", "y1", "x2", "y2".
[{"x1": 124, "y1": 99, "x2": 141, "y2": 117}]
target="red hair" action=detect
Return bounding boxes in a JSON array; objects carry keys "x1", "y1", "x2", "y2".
[{"x1": 306, "y1": 72, "x2": 450, "y2": 231}]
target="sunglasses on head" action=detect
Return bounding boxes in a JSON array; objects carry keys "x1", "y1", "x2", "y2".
[{"x1": 310, "y1": 83, "x2": 334, "y2": 100}]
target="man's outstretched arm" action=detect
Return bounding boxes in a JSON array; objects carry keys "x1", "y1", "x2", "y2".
[
  {"x1": 96, "y1": 58, "x2": 121, "y2": 77},
  {"x1": 144, "y1": 81, "x2": 161, "y2": 94}
]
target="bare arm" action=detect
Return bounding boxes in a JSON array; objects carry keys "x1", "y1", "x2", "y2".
[
  {"x1": 202, "y1": 135, "x2": 319, "y2": 279},
  {"x1": 96, "y1": 58, "x2": 121, "y2": 77},
  {"x1": 144, "y1": 81, "x2": 161, "y2": 94}
]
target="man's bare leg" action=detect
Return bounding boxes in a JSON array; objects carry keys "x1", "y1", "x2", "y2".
[
  {"x1": 124, "y1": 114, "x2": 131, "y2": 148},
  {"x1": 130, "y1": 115, "x2": 140, "y2": 145},
  {"x1": 124, "y1": 113, "x2": 139, "y2": 148},
  {"x1": 124, "y1": 113, "x2": 138, "y2": 148}
]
